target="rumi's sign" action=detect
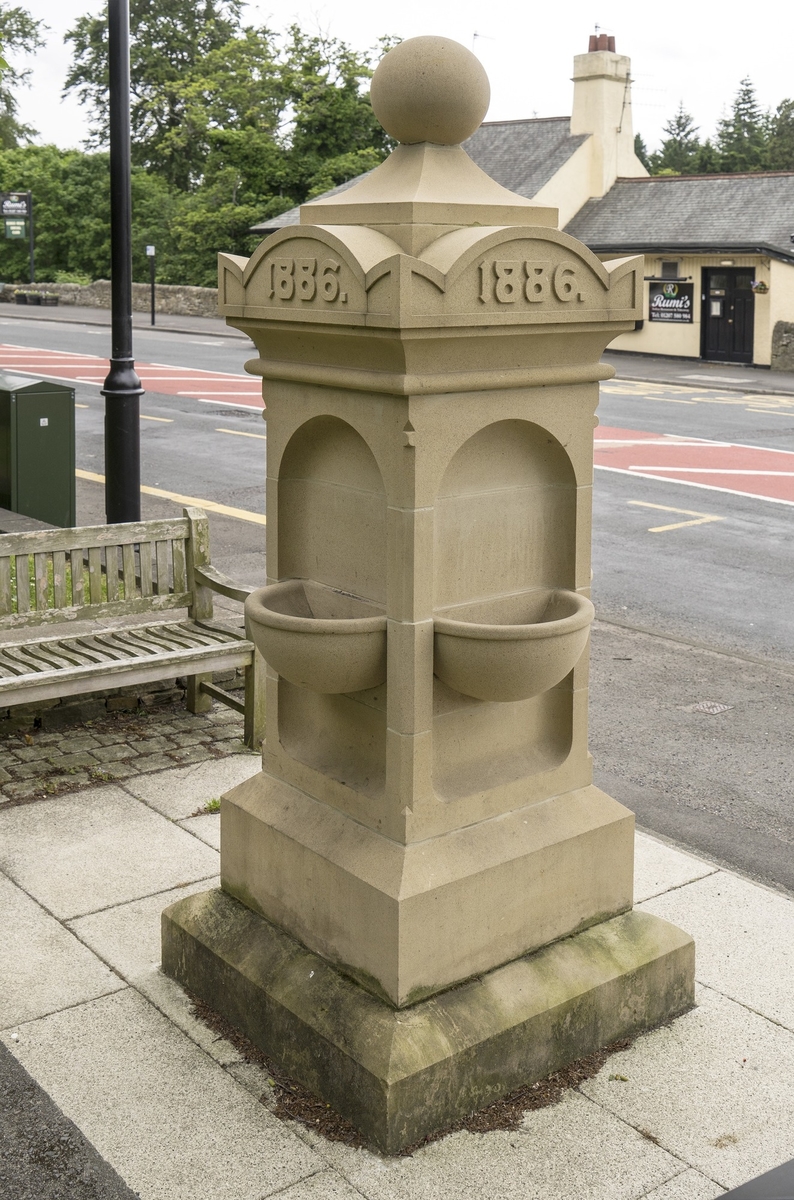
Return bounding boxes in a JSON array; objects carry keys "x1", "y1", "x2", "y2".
[{"x1": 649, "y1": 279, "x2": 693, "y2": 323}]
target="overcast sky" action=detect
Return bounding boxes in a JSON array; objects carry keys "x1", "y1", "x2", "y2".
[{"x1": 17, "y1": 0, "x2": 794, "y2": 155}]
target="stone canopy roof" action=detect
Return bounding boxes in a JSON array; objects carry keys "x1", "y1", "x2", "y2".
[
  {"x1": 566, "y1": 172, "x2": 794, "y2": 263},
  {"x1": 250, "y1": 116, "x2": 586, "y2": 235}
]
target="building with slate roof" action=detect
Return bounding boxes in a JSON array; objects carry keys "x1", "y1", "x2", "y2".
[{"x1": 251, "y1": 33, "x2": 794, "y2": 367}]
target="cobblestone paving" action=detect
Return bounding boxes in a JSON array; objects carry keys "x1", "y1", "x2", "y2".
[{"x1": 0, "y1": 700, "x2": 256, "y2": 806}]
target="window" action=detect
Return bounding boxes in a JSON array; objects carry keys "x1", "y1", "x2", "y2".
[{"x1": 660, "y1": 261, "x2": 680, "y2": 279}]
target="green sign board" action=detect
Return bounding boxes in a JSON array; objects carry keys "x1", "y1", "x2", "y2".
[{"x1": 4, "y1": 218, "x2": 26, "y2": 239}]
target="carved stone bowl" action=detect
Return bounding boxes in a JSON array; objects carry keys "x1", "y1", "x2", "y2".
[
  {"x1": 433, "y1": 588, "x2": 594, "y2": 703},
  {"x1": 245, "y1": 580, "x2": 387, "y2": 694}
]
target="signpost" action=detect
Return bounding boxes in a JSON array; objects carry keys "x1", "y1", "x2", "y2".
[
  {"x1": 146, "y1": 244, "x2": 155, "y2": 326},
  {"x1": 0, "y1": 192, "x2": 34, "y2": 281}
]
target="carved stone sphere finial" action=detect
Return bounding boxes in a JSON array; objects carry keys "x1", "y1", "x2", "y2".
[{"x1": 370, "y1": 36, "x2": 490, "y2": 146}]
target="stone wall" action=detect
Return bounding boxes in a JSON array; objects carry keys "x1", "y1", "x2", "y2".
[
  {"x1": 4, "y1": 280, "x2": 220, "y2": 318},
  {"x1": 771, "y1": 321, "x2": 794, "y2": 373}
]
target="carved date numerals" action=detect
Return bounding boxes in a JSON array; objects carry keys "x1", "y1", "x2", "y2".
[
  {"x1": 268, "y1": 257, "x2": 348, "y2": 303},
  {"x1": 479, "y1": 260, "x2": 584, "y2": 305}
]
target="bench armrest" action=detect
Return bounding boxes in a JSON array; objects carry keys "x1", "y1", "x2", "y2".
[{"x1": 193, "y1": 565, "x2": 254, "y2": 604}]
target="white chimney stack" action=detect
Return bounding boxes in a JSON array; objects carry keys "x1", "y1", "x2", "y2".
[{"x1": 570, "y1": 33, "x2": 649, "y2": 196}]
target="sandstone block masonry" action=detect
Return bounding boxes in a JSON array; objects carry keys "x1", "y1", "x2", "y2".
[{"x1": 2, "y1": 280, "x2": 219, "y2": 319}]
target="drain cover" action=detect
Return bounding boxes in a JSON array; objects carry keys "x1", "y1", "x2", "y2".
[{"x1": 690, "y1": 701, "x2": 733, "y2": 715}]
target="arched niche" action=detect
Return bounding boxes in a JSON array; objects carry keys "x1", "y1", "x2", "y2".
[
  {"x1": 433, "y1": 419, "x2": 576, "y2": 614},
  {"x1": 278, "y1": 415, "x2": 387, "y2": 604}
]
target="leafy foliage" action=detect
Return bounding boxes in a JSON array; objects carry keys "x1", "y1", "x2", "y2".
[
  {"x1": 0, "y1": 1, "x2": 46, "y2": 147},
  {"x1": 643, "y1": 79, "x2": 794, "y2": 176}
]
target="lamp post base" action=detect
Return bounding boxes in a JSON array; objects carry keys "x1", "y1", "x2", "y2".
[{"x1": 162, "y1": 888, "x2": 694, "y2": 1155}]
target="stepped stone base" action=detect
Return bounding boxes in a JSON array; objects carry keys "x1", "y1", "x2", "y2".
[{"x1": 162, "y1": 888, "x2": 695, "y2": 1154}]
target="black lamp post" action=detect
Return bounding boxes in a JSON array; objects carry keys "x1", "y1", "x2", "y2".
[{"x1": 102, "y1": 0, "x2": 142, "y2": 524}]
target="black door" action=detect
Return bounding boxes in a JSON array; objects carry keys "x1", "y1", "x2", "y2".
[{"x1": 701, "y1": 268, "x2": 755, "y2": 363}]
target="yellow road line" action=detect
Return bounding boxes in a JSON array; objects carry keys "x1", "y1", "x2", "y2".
[
  {"x1": 75, "y1": 469, "x2": 266, "y2": 525},
  {"x1": 628, "y1": 499, "x2": 724, "y2": 533},
  {"x1": 75, "y1": 403, "x2": 90, "y2": 409},
  {"x1": 141, "y1": 414, "x2": 173, "y2": 423},
  {"x1": 215, "y1": 427, "x2": 267, "y2": 440}
]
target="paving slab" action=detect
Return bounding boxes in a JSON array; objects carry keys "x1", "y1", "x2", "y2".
[
  {"x1": 0, "y1": 786, "x2": 218, "y2": 919},
  {"x1": 178, "y1": 812, "x2": 220, "y2": 849},
  {"x1": 300, "y1": 1090, "x2": 685, "y2": 1200},
  {"x1": 68, "y1": 879, "x2": 240, "y2": 1065},
  {"x1": 0, "y1": 1039, "x2": 140, "y2": 1200},
  {"x1": 641, "y1": 872, "x2": 794, "y2": 1031},
  {"x1": 123, "y1": 757, "x2": 260, "y2": 819},
  {"x1": 1, "y1": 988, "x2": 321, "y2": 1200},
  {"x1": 641, "y1": 1169, "x2": 724, "y2": 1199},
  {"x1": 275, "y1": 1171, "x2": 368, "y2": 1199},
  {"x1": 580, "y1": 987, "x2": 794, "y2": 1192},
  {"x1": 0, "y1": 873, "x2": 125, "y2": 1028},
  {"x1": 634, "y1": 832, "x2": 718, "y2": 903}
]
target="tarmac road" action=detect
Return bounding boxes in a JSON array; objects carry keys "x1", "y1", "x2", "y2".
[{"x1": 2, "y1": 313, "x2": 793, "y2": 894}]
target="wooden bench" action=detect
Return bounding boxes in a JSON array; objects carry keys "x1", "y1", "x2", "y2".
[{"x1": 0, "y1": 507, "x2": 265, "y2": 747}]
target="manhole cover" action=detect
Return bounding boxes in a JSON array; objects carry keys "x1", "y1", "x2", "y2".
[{"x1": 690, "y1": 701, "x2": 733, "y2": 715}]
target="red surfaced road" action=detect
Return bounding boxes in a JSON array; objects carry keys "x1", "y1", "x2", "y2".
[
  {"x1": 595, "y1": 425, "x2": 794, "y2": 506},
  {"x1": 0, "y1": 344, "x2": 263, "y2": 407}
]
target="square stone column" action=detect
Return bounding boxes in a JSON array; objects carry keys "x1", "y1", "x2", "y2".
[{"x1": 163, "y1": 35, "x2": 694, "y2": 1153}]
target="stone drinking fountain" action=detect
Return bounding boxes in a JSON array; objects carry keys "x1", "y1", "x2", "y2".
[{"x1": 163, "y1": 35, "x2": 694, "y2": 1154}]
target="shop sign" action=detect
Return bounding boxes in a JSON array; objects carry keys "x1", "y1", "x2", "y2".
[
  {"x1": 0, "y1": 192, "x2": 29, "y2": 217},
  {"x1": 4, "y1": 218, "x2": 26, "y2": 239},
  {"x1": 649, "y1": 280, "x2": 693, "y2": 323}
]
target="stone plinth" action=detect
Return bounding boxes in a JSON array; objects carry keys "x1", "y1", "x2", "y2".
[{"x1": 162, "y1": 34, "x2": 694, "y2": 1151}]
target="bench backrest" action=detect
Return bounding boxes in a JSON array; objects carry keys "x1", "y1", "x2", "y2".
[{"x1": 0, "y1": 507, "x2": 211, "y2": 630}]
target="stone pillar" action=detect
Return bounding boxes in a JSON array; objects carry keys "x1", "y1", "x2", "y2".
[{"x1": 162, "y1": 36, "x2": 694, "y2": 1154}]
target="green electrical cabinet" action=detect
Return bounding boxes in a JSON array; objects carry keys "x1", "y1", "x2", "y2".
[{"x1": 0, "y1": 372, "x2": 76, "y2": 527}]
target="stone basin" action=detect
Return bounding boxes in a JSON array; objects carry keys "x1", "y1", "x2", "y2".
[
  {"x1": 244, "y1": 580, "x2": 387, "y2": 694},
  {"x1": 433, "y1": 588, "x2": 594, "y2": 702}
]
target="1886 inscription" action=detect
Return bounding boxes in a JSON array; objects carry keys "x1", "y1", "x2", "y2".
[
  {"x1": 479, "y1": 260, "x2": 585, "y2": 305},
  {"x1": 267, "y1": 257, "x2": 348, "y2": 303}
]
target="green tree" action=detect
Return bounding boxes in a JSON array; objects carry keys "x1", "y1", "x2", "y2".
[
  {"x1": 766, "y1": 98, "x2": 794, "y2": 171},
  {"x1": 0, "y1": 2, "x2": 46, "y2": 147},
  {"x1": 649, "y1": 104, "x2": 702, "y2": 174},
  {"x1": 634, "y1": 133, "x2": 650, "y2": 172},
  {"x1": 64, "y1": 0, "x2": 248, "y2": 188},
  {"x1": 715, "y1": 77, "x2": 769, "y2": 172}
]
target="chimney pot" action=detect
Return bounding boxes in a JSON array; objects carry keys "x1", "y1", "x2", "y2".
[
  {"x1": 607, "y1": 35, "x2": 616, "y2": 51},
  {"x1": 588, "y1": 34, "x2": 598, "y2": 51}
]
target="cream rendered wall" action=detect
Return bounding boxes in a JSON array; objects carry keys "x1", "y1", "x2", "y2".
[
  {"x1": 534, "y1": 138, "x2": 597, "y2": 228},
  {"x1": 608, "y1": 254, "x2": 767, "y2": 361}
]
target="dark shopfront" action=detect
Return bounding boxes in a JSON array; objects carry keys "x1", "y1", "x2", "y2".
[{"x1": 701, "y1": 267, "x2": 755, "y2": 364}]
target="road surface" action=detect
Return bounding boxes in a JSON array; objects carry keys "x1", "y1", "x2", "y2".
[{"x1": 2, "y1": 313, "x2": 793, "y2": 893}]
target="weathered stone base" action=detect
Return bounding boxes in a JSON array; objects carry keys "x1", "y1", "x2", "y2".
[{"x1": 162, "y1": 888, "x2": 695, "y2": 1154}]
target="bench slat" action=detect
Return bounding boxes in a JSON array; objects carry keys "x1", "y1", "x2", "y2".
[
  {"x1": 106, "y1": 547, "x2": 120, "y2": 602},
  {"x1": 88, "y1": 547, "x2": 103, "y2": 605},
  {"x1": 70, "y1": 549, "x2": 84, "y2": 606},
  {"x1": 121, "y1": 543, "x2": 137, "y2": 599},
  {"x1": 0, "y1": 517, "x2": 190, "y2": 557},
  {"x1": 139, "y1": 542, "x2": 153, "y2": 597},
  {"x1": 15, "y1": 556, "x2": 30, "y2": 613},
  {"x1": 172, "y1": 539, "x2": 186, "y2": 593},
  {"x1": 155, "y1": 540, "x2": 170, "y2": 595},
  {"x1": 0, "y1": 558, "x2": 11, "y2": 615},
  {"x1": 34, "y1": 553, "x2": 49, "y2": 611},
  {"x1": 52, "y1": 551, "x2": 67, "y2": 608},
  {"x1": 0, "y1": 590, "x2": 193, "y2": 630}
]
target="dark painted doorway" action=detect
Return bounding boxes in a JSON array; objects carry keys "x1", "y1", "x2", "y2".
[{"x1": 701, "y1": 268, "x2": 755, "y2": 363}]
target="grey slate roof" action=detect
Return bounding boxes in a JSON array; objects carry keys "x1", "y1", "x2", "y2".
[
  {"x1": 462, "y1": 117, "x2": 587, "y2": 197},
  {"x1": 565, "y1": 172, "x2": 794, "y2": 263},
  {"x1": 251, "y1": 117, "x2": 587, "y2": 235}
]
